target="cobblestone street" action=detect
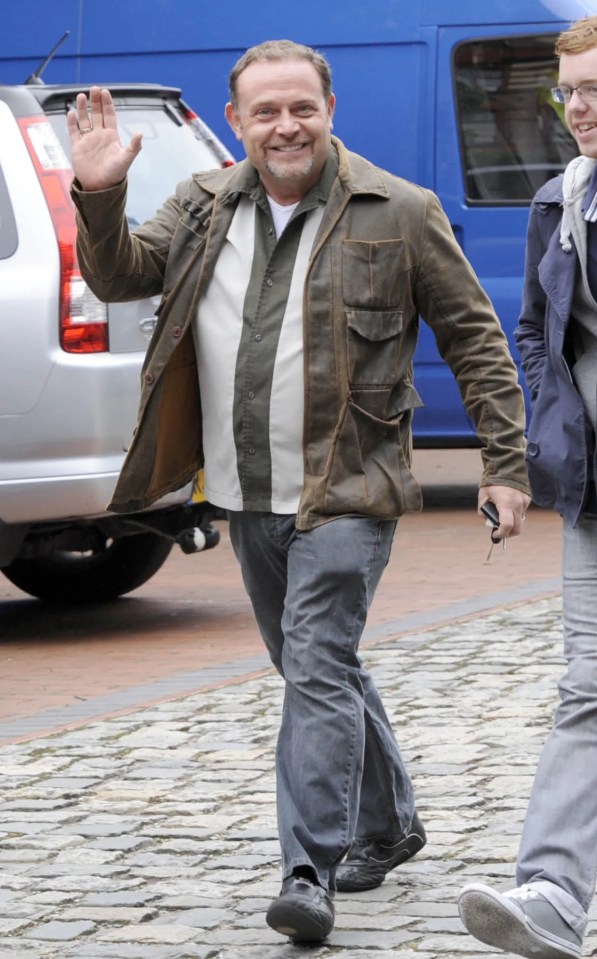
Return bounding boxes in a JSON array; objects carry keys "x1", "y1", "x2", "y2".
[{"x1": 2, "y1": 593, "x2": 592, "y2": 958}]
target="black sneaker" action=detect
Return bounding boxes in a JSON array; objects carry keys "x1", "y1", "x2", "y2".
[
  {"x1": 266, "y1": 874, "x2": 335, "y2": 942},
  {"x1": 335, "y1": 811, "x2": 426, "y2": 891}
]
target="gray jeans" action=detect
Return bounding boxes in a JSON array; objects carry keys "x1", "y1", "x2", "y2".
[
  {"x1": 227, "y1": 511, "x2": 415, "y2": 891},
  {"x1": 517, "y1": 513, "x2": 597, "y2": 939}
]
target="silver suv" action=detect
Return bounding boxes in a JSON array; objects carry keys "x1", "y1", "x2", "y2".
[{"x1": 0, "y1": 79, "x2": 233, "y2": 603}]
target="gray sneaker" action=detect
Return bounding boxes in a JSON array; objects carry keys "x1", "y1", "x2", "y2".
[{"x1": 458, "y1": 883, "x2": 582, "y2": 959}]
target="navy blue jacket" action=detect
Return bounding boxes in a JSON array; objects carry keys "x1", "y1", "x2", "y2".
[{"x1": 515, "y1": 175, "x2": 595, "y2": 525}]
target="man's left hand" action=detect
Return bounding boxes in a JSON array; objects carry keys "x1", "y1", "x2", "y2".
[{"x1": 478, "y1": 485, "x2": 532, "y2": 542}]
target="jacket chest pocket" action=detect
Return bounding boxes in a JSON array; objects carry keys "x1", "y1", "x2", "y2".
[
  {"x1": 342, "y1": 238, "x2": 410, "y2": 308},
  {"x1": 342, "y1": 238, "x2": 411, "y2": 387},
  {"x1": 346, "y1": 308, "x2": 403, "y2": 387},
  {"x1": 163, "y1": 199, "x2": 210, "y2": 291}
]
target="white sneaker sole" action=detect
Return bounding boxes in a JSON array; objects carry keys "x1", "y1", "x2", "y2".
[{"x1": 458, "y1": 884, "x2": 581, "y2": 959}]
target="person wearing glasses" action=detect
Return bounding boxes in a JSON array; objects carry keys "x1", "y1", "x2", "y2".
[
  {"x1": 458, "y1": 16, "x2": 597, "y2": 959},
  {"x1": 68, "y1": 40, "x2": 530, "y2": 944}
]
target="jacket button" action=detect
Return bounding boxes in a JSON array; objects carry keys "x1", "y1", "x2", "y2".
[
  {"x1": 172, "y1": 325, "x2": 182, "y2": 338},
  {"x1": 144, "y1": 372, "x2": 155, "y2": 385}
]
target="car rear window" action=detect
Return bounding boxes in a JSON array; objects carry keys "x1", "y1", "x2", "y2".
[
  {"x1": 47, "y1": 100, "x2": 227, "y2": 223},
  {"x1": 0, "y1": 164, "x2": 18, "y2": 259}
]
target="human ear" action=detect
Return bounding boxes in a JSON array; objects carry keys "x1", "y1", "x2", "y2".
[{"x1": 225, "y1": 102, "x2": 243, "y2": 140}]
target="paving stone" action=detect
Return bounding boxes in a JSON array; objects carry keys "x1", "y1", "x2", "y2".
[
  {"x1": 1, "y1": 799, "x2": 77, "y2": 811},
  {"x1": 323, "y1": 929, "x2": 419, "y2": 947},
  {"x1": 61, "y1": 947, "x2": 210, "y2": 959},
  {"x1": 8, "y1": 834, "x2": 84, "y2": 851},
  {"x1": 27, "y1": 891, "x2": 82, "y2": 905},
  {"x1": 0, "y1": 848, "x2": 52, "y2": 863},
  {"x1": 54, "y1": 848, "x2": 123, "y2": 864},
  {"x1": 28, "y1": 866, "x2": 130, "y2": 882},
  {"x1": 0, "y1": 916, "x2": 44, "y2": 934},
  {"x1": 58, "y1": 821, "x2": 142, "y2": 838},
  {"x1": 88, "y1": 837, "x2": 149, "y2": 852},
  {"x1": 25, "y1": 919, "x2": 96, "y2": 940},
  {"x1": 81, "y1": 892, "x2": 159, "y2": 906},
  {"x1": 60, "y1": 906, "x2": 159, "y2": 922},
  {"x1": 0, "y1": 810, "x2": 80, "y2": 823},
  {"x1": 98, "y1": 924, "x2": 197, "y2": 943},
  {"x1": 0, "y1": 940, "x2": 51, "y2": 959},
  {"x1": 160, "y1": 907, "x2": 233, "y2": 927}
]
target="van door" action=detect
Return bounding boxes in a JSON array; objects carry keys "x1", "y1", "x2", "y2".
[{"x1": 413, "y1": 27, "x2": 576, "y2": 444}]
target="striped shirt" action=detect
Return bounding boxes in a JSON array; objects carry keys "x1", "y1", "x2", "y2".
[{"x1": 193, "y1": 154, "x2": 338, "y2": 513}]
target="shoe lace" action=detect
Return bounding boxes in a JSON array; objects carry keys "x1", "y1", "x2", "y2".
[{"x1": 506, "y1": 885, "x2": 541, "y2": 902}]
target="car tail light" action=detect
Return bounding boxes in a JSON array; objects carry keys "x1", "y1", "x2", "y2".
[
  {"x1": 17, "y1": 116, "x2": 109, "y2": 353},
  {"x1": 180, "y1": 104, "x2": 235, "y2": 168}
]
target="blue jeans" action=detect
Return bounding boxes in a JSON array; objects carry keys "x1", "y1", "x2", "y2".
[
  {"x1": 517, "y1": 513, "x2": 597, "y2": 940},
  {"x1": 227, "y1": 512, "x2": 415, "y2": 891}
]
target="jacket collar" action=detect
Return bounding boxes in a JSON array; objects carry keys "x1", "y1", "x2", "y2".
[
  {"x1": 333, "y1": 136, "x2": 391, "y2": 198},
  {"x1": 533, "y1": 173, "x2": 564, "y2": 207}
]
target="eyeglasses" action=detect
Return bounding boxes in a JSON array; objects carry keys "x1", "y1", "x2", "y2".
[{"x1": 551, "y1": 83, "x2": 597, "y2": 104}]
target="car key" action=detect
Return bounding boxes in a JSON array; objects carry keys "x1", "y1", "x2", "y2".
[{"x1": 481, "y1": 502, "x2": 505, "y2": 562}]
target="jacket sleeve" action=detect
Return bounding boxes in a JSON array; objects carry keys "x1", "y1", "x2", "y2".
[
  {"x1": 71, "y1": 178, "x2": 185, "y2": 303},
  {"x1": 413, "y1": 190, "x2": 529, "y2": 493},
  {"x1": 514, "y1": 202, "x2": 551, "y2": 403}
]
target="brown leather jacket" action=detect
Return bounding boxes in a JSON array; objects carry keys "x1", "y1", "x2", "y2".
[{"x1": 73, "y1": 137, "x2": 529, "y2": 528}]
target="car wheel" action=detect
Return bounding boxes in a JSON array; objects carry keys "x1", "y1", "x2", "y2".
[{"x1": 2, "y1": 532, "x2": 173, "y2": 603}]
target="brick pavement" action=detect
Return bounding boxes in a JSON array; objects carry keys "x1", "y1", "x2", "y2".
[
  {"x1": 0, "y1": 500, "x2": 561, "y2": 744},
  {"x1": 0, "y1": 448, "x2": 562, "y2": 744},
  {"x1": 2, "y1": 593, "x2": 595, "y2": 958}
]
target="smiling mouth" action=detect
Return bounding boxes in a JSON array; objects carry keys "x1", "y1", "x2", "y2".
[
  {"x1": 577, "y1": 123, "x2": 597, "y2": 133},
  {"x1": 269, "y1": 143, "x2": 307, "y2": 153}
]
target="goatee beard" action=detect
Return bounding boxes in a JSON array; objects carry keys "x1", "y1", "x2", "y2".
[{"x1": 264, "y1": 155, "x2": 315, "y2": 180}]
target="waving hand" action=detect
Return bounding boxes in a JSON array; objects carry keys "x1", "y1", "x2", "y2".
[{"x1": 67, "y1": 86, "x2": 143, "y2": 191}]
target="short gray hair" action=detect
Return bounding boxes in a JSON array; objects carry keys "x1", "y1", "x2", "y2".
[{"x1": 229, "y1": 39, "x2": 333, "y2": 106}]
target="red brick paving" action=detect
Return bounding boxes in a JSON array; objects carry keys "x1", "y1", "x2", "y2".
[{"x1": 0, "y1": 451, "x2": 561, "y2": 734}]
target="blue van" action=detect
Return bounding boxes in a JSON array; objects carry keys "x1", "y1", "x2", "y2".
[{"x1": 1, "y1": 0, "x2": 594, "y2": 443}]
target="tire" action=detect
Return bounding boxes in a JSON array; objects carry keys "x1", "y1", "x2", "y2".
[{"x1": 2, "y1": 532, "x2": 173, "y2": 603}]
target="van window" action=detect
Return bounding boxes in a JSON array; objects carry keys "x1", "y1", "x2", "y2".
[{"x1": 454, "y1": 34, "x2": 577, "y2": 205}]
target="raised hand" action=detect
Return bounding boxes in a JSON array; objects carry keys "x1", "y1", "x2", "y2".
[{"x1": 67, "y1": 86, "x2": 143, "y2": 191}]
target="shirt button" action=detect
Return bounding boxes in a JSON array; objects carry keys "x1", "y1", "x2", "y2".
[
  {"x1": 144, "y1": 372, "x2": 155, "y2": 385},
  {"x1": 265, "y1": 278, "x2": 273, "y2": 288},
  {"x1": 254, "y1": 333, "x2": 262, "y2": 342},
  {"x1": 248, "y1": 390, "x2": 255, "y2": 399},
  {"x1": 171, "y1": 325, "x2": 182, "y2": 338},
  {"x1": 248, "y1": 447, "x2": 256, "y2": 455}
]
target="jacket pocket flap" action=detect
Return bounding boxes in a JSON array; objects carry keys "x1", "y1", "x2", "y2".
[{"x1": 346, "y1": 309, "x2": 403, "y2": 341}]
